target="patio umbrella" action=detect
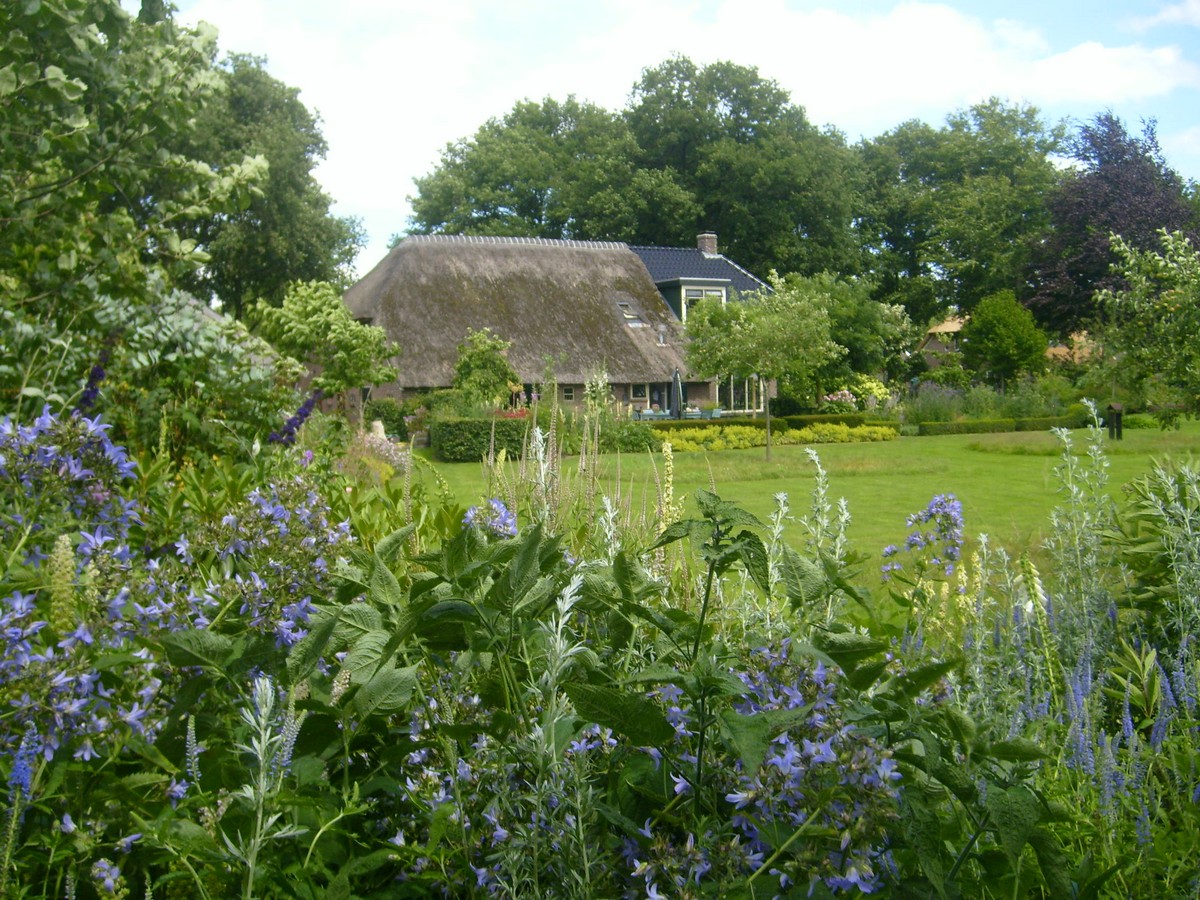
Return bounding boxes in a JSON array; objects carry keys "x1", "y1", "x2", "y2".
[{"x1": 672, "y1": 368, "x2": 683, "y2": 419}]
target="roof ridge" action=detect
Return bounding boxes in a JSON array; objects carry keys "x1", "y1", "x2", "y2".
[{"x1": 404, "y1": 234, "x2": 629, "y2": 251}]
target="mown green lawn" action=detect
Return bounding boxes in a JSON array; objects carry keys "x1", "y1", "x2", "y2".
[{"x1": 418, "y1": 421, "x2": 1200, "y2": 563}]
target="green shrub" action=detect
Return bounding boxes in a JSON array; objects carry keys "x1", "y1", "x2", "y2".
[
  {"x1": 782, "y1": 412, "x2": 867, "y2": 428},
  {"x1": 791, "y1": 423, "x2": 900, "y2": 444},
  {"x1": 430, "y1": 414, "x2": 531, "y2": 462},
  {"x1": 363, "y1": 397, "x2": 409, "y2": 441},
  {"x1": 603, "y1": 419, "x2": 660, "y2": 453},
  {"x1": 659, "y1": 423, "x2": 896, "y2": 451},
  {"x1": 1121, "y1": 413, "x2": 1158, "y2": 430},
  {"x1": 1014, "y1": 411, "x2": 1090, "y2": 431}
]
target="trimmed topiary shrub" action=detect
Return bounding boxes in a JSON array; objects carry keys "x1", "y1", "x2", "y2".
[{"x1": 430, "y1": 415, "x2": 531, "y2": 462}]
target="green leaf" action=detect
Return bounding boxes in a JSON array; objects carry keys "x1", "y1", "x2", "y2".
[
  {"x1": 352, "y1": 664, "x2": 419, "y2": 718},
  {"x1": 287, "y1": 606, "x2": 340, "y2": 682},
  {"x1": 369, "y1": 555, "x2": 406, "y2": 608},
  {"x1": 374, "y1": 524, "x2": 416, "y2": 567},
  {"x1": 812, "y1": 629, "x2": 888, "y2": 669},
  {"x1": 694, "y1": 489, "x2": 766, "y2": 529},
  {"x1": 332, "y1": 602, "x2": 382, "y2": 644},
  {"x1": 650, "y1": 519, "x2": 697, "y2": 550},
  {"x1": 902, "y1": 796, "x2": 949, "y2": 899},
  {"x1": 777, "y1": 544, "x2": 829, "y2": 610},
  {"x1": 1028, "y1": 828, "x2": 1074, "y2": 897},
  {"x1": 719, "y1": 704, "x2": 814, "y2": 774},
  {"x1": 986, "y1": 784, "x2": 1042, "y2": 870},
  {"x1": 733, "y1": 531, "x2": 770, "y2": 593},
  {"x1": 562, "y1": 682, "x2": 674, "y2": 746},
  {"x1": 344, "y1": 630, "x2": 392, "y2": 684},
  {"x1": 160, "y1": 630, "x2": 235, "y2": 670},
  {"x1": 880, "y1": 658, "x2": 958, "y2": 703}
]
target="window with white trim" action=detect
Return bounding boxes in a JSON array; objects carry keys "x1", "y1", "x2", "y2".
[{"x1": 682, "y1": 287, "x2": 726, "y2": 322}]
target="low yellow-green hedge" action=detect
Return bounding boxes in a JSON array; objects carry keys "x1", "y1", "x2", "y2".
[{"x1": 661, "y1": 422, "x2": 898, "y2": 452}]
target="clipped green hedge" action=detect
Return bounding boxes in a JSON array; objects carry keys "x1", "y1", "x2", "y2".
[
  {"x1": 430, "y1": 415, "x2": 531, "y2": 462},
  {"x1": 650, "y1": 416, "x2": 765, "y2": 433},
  {"x1": 917, "y1": 410, "x2": 1089, "y2": 436},
  {"x1": 1014, "y1": 411, "x2": 1090, "y2": 431},
  {"x1": 651, "y1": 422, "x2": 898, "y2": 452}
]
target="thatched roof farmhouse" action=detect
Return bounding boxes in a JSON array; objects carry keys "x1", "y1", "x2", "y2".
[{"x1": 343, "y1": 232, "x2": 766, "y2": 412}]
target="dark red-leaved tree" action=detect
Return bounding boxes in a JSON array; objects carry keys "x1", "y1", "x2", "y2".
[{"x1": 1023, "y1": 112, "x2": 1198, "y2": 337}]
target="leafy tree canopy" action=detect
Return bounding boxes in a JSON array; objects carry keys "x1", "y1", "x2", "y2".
[
  {"x1": 173, "y1": 55, "x2": 365, "y2": 317},
  {"x1": 452, "y1": 327, "x2": 520, "y2": 409},
  {"x1": 626, "y1": 56, "x2": 864, "y2": 278},
  {"x1": 1099, "y1": 230, "x2": 1200, "y2": 426},
  {"x1": 409, "y1": 96, "x2": 698, "y2": 243},
  {"x1": 408, "y1": 57, "x2": 862, "y2": 279},
  {"x1": 0, "y1": 0, "x2": 264, "y2": 311},
  {"x1": 686, "y1": 273, "x2": 844, "y2": 404},
  {"x1": 254, "y1": 281, "x2": 397, "y2": 399},
  {"x1": 0, "y1": 0, "x2": 268, "y2": 412},
  {"x1": 796, "y1": 273, "x2": 918, "y2": 388},
  {"x1": 858, "y1": 99, "x2": 1063, "y2": 324},
  {"x1": 960, "y1": 290, "x2": 1048, "y2": 387}
]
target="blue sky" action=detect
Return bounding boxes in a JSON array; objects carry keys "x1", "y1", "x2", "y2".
[{"x1": 163, "y1": 0, "x2": 1200, "y2": 274}]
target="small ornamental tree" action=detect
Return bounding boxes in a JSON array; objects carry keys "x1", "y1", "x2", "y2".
[
  {"x1": 687, "y1": 272, "x2": 843, "y2": 458},
  {"x1": 255, "y1": 281, "x2": 397, "y2": 402},
  {"x1": 1099, "y1": 230, "x2": 1200, "y2": 426},
  {"x1": 452, "y1": 327, "x2": 520, "y2": 409},
  {"x1": 960, "y1": 290, "x2": 1047, "y2": 388}
]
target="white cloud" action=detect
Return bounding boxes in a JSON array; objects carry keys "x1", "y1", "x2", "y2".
[{"x1": 1134, "y1": 0, "x2": 1200, "y2": 30}]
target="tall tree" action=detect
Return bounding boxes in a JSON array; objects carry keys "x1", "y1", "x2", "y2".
[
  {"x1": 173, "y1": 55, "x2": 365, "y2": 317},
  {"x1": 858, "y1": 99, "x2": 1062, "y2": 325},
  {"x1": 1024, "y1": 113, "x2": 1199, "y2": 336},
  {"x1": 409, "y1": 96, "x2": 697, "y2": 242},
  {"x1": 626, "y1": 57, "x2": 863, "y2": 277}
]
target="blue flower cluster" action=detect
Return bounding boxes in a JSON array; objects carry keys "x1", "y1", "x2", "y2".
[
  {"x1": 629, "y1": 641, "x2": 901, "y2": 896},
  {"x1": 0, "y1": 406, "x2": 138, "y2": 562},
  {"x1": 463, "y1": 498, "x2": 518, "y2": 538},
  {"x1": 882, "y1": 493, "x2": 965, "y2": 581},
  {"x1": 725, "y1": 641, "x2": 900, "y2": 893},
  {"x1": 0, "y1": 409, "x2": 173, "y2": 761},
  {"x1": 156, "y1": 476, "x2": 352, "y2": 646}
]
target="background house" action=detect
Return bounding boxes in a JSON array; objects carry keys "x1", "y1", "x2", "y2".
[{"x1": 343, "y1": 234, "x2": 717, "y2": 413}]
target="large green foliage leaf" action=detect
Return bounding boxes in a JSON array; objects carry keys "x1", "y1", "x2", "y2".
[{"x1": 562, "y1": 683, "x2": 674, "y2": 746}]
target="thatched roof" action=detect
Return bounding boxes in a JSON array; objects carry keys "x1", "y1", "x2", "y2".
[{"x1": 344, "y1": 235, "x2": 692, "y2": 388}]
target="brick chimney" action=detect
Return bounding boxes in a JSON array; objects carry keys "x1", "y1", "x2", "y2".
[{"x1": 697, "y1": 232, "x2": 718, "y2": 255}]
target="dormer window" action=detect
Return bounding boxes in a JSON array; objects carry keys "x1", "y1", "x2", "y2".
[{"x1": 618, "y1": 302, "x2": 646, "y2": 327}]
